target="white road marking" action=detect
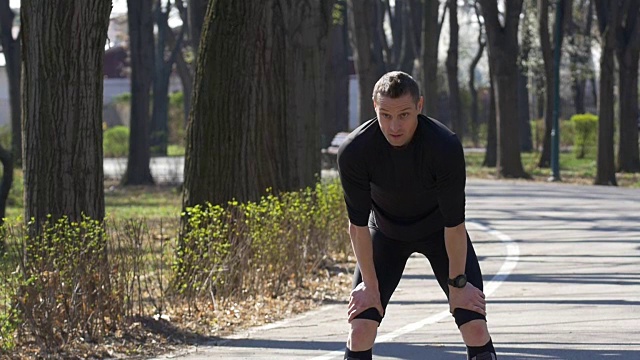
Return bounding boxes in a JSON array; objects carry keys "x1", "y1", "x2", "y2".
[{"x1": 310, "y1": 221, "x2": 520, "y2": 360}]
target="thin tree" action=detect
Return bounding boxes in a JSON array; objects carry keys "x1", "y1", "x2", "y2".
[
  {"x1": 568, "y1": 0, "x2": 594, "y2": 115},
  {"x1": 518, "y1": 1, "x2": 534, "y2": 152},
  {"x1": 122, "y1": 0, "x2": 155, "y2": 185},
  {"x1": 538, "y1": 0, "x2": 573, "y2": 168},
  {"x1": 593, "y1": 0, "x2": 622, "y2": 185},
  {"x1": 324, "y1": 0, "x2": 350, "y2": 145},
  {"x1": 468, "y1": 0, "x2": 486, "y2": 148},
  {"x1": 446, "y1": 0, "x2": 463, "y2": 137},
  {"x1": 348, "y1": 0, "x2": 386, "y2": 124},
  {"x1": 170, "y1": 0, "x2": 193, "y2": 125},
  {"x1": 188, "y1": 0, "x2": 208, "y2": 58},
  {"x1": 420, "y1": 0, "x2": 447, "y2": 117},
  {"x1": 478, "y1": 0, "x2": 528, "y2": 178},
  {"x1": 615, "y1": 1, "x2": 640, "y2": 173},
  {"x1": 0, "y1": 0, "x2": 21, "y2": 165},
  {"x1": 21, "y1": 0, "x2": 110, "y2": 229},
  {"x1": 483, "y1": 57, "x2": 497, "y2": 167},
  {"x1": 150, "y1": 0, "x2": 184, "y2": 156}
]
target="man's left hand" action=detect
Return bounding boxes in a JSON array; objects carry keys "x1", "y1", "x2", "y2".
[{"x1": 448, "y1": 283, "x2": 486, "y2": 316}]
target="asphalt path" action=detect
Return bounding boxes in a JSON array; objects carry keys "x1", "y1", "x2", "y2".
[{"x1": 148, "y1": 178, "x2": 640, "y2": 360}]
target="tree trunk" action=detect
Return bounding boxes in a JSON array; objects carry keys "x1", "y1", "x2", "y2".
[
  {"x1": 538, "y1": 0, "x2": 554, "y2": 168},
  {"x1": 483, "y1": 60, "x2": 497, "y2": 168},
  {"x1": 165, "y1": 17, "x2": 193, "y2": 126},
  {"x1": 420, "y1": 0, "x2": 443, "y2": 117},
  {"x1": 615, "y1": 2, "x2": 640, "y2": 173},
  {"x1": 397, "y1": 1, "x2": 416, "y2": 74},
  {"x1": 594, "y1": 0, "x2": 621, "y2": 185},
  {"x1": 122, "y1": 0, "x2": 155, "y2": 185},
  {"x1": 324, "y1": 0, "x2": 350, "y2": 146},
  {"x1": 182, "y1": 0, "x2": 332, "y2": 209},
  {"x1": 0, "y1": 0, "x2": 21, "y2": 166},
  {"x1": 538, "y1": 0, "x2": 572, "y2": 167},
  {"x1": 569, "y1": 0, "x2": 593, "y2": 115},
  {"x1": 468, "y1": 32, "x2": 484, "y2": 147},
  {"x1": 480, "y1": 0, "x2": 527, "y2": 178},
  {"x1": 151, "y1": 1, "x2": 183, "y2": 156},
  {"x1": 518, "y1": 66, "x2": 533, "y2": 152},
  {"x1": 446, "y1": 0, "x2": 463, "y2": 138},
  {"x1": 348, "y1": 0, "x2": 386, "y2": 124},
  {"x1": 189, "y1": 0, "x2": 208, "y2": 58},
  {"x1": 22, "y1": 0, "x2": 110, "y2": 229}
]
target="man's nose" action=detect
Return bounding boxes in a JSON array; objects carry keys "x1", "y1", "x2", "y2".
[{"x1": 390, "y1": 118, "x2": 400, "y2": 132}]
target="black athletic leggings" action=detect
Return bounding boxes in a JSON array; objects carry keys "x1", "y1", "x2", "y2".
[{"x1": 352, "y1": 226, "x2": 486, "y2": 328}]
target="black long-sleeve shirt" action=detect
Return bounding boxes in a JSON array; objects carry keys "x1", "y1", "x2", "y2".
[{"x1": 337, "y1": 114, "x2": 466, "y2": 242}]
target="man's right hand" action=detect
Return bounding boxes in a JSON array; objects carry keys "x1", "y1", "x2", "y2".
[{"x1": 347, "y1": 282, "x2": 384, "y2": 322}]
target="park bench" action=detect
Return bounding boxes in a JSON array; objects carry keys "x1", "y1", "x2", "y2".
[{"x1": 321, "y1": 131, "x2": 349, "y2": 169}]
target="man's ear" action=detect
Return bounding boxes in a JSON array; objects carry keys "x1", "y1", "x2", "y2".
[
  {"x1": 372, "y1": 97, "x2": 378, "y2": 111},
  {"x1": 417, "y1": 96, "x2": 424, "y2": 113}
]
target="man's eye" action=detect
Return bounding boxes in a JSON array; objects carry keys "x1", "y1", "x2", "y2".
[
  {"x1": 399, "y1": 113, "x2": 408, "y2": 119},
  {"x1": 383, "y1": 114, "x2": 392, "y2": 119}
]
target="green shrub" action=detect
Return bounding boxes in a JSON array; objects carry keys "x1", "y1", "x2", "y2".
[
  {"x1": 174, "y1": 179, "x2": 349, "y2": 304},
  {"x1": 570, "y1": 113, "x2": 598, "y2": 158},
  {"x1": 5, "y1": 216, "x2": 122, "y2": 352},
  {"x1": 103, "y1": 126, "x2": 129, "y2": 158},
  {"x1": 530, "y1": 118, "x2": 575, "y2": 151}
]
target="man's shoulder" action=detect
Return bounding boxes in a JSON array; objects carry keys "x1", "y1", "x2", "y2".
[
  {"x1": 417, "y1": 115, "x2": 461, "y2": 149},
  {"x1": 337, "y1": 118, "x2": 379, "y2": 159}
]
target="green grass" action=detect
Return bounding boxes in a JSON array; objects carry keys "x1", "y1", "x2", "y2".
[
  {"x1": 104, "y1": 186, "x2": 182, "y2": 219},
  {"x1": 465, "y1": 151, "x2": 640, "y2": 187}
]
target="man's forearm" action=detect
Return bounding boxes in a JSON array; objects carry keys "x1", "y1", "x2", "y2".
[
  {"x1": 349, "y1": 223, "x2": 378, "y2": 289},
  {"x1": 444, "y1": 222, "x2": 468, "y2": 278}
]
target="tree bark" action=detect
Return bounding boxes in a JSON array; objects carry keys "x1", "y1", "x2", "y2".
[
  {"x1": 323, "y1": 0, "x2": 349, "y2": 146},
  {"x1": 469, "y1": 1, "x2": 485, "y2": 148},
  {"x1": 420, "y1": 0, "x2": 445, "y2": 117},
  {"x1": 21, "y1": 0, "x2": 110, "y2": 229},
  {"x1": 151, "y1": 0, "x2": 184, "y2": 156},
  {"x1": 189, "y1": 0, "x2": 208, "y2": 58},
  {"x1": 122, "y1": 0, "x2": 155, "y2": 185},
  {"x1": 397, "y1": 1, "x2": 416, "y2": 74},
  {"x1": 165, "y1": 15, "x2": 193, "y2": 126},
  {"x1": 446, "y1": 0, "x2": 463, "y2": 138},
  {"x1": 348, "y1": 0, "x2": 386, "y2": 124},
  {"x1": 0, "y1": 0, "x2": 21, "y2": 166},
  {"x1": 518, "y1": 65, "x2": 533, "y2": 152},
  {"x1": 594, "y1": 0, "x2": 621, "y2": 185},
  {"x1": 615, "y1": 1, "x2": 640, "y2": 173},
  {"x1": 569, "y1": 0, "x2": 593, "y2": 115},
  {"x1": 182, "y1": 0, "x2": 332, "y2": 209},
  {"x1": 483, "y1": 57, "x2": 497, "y2": 167},
  {"x1": 479, "y1": 0, "x2": 527, "y2": 178}
]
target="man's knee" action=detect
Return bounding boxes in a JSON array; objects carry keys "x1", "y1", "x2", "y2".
[
  {"x1": 459, "y1": 319, "x2": 490, "y2": 346},
  {"x1": 347, "y1": 319, "x2": 378, "y2": 351}
]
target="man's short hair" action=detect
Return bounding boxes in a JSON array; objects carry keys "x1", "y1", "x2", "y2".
[{"x1": 372, "y1": 71, "x2": 420, "y2": 105}]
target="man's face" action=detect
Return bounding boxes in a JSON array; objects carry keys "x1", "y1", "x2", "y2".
[{"x1": 373, "y1": 93, "x2": 423, "y2": 147}]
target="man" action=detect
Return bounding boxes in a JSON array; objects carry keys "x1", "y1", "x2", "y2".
[{"x1": 337, "y1": 71, "x2": 497, "y2": 360}]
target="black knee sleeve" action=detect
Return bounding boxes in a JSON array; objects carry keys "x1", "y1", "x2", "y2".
[
  {"x1": 344, "y1": 347, "x2": 372, "y2": 360},
  {"x1": 454, "y1": 308, "x2": 487, "y2": 328}
]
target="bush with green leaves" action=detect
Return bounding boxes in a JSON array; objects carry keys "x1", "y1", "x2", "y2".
[
  {"x1": 530, "y1": 118, "x2": 575, "y2": 151},
  {"x1": 3, "y1": 216, "x2": 123, "y2": 352},
  {"x1": 103, "y1": 125, "x2": 130, "y2": 157},
  {"x1": 570, "y1": 113, "x2": 598, "y2": 158},
  {"x1": 174, "y1": 179, "x2": 349, "y2": 305}
]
